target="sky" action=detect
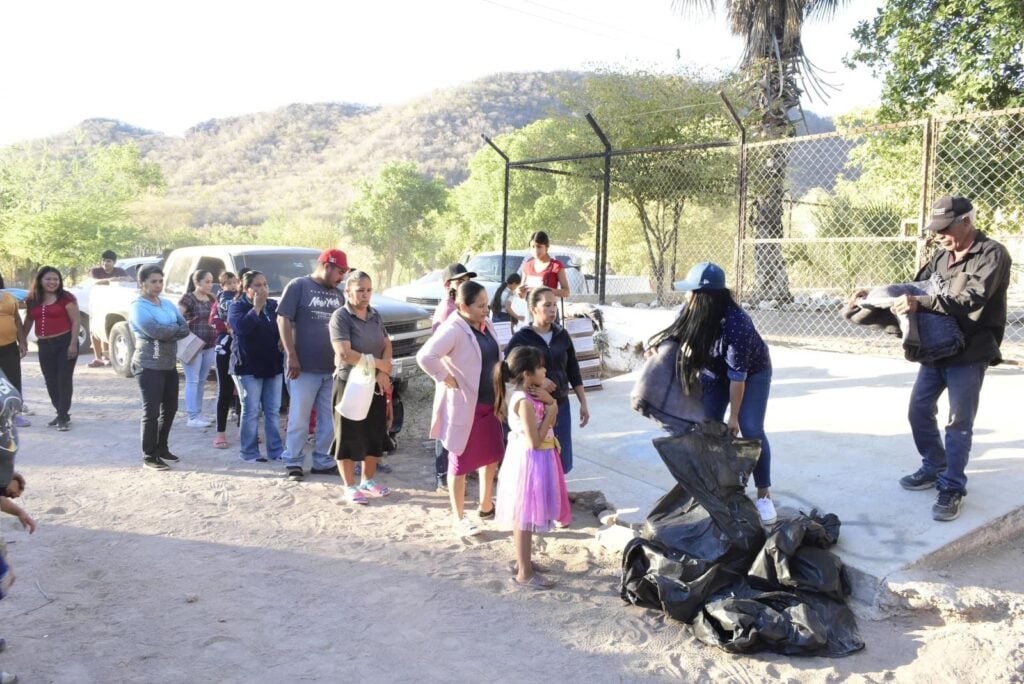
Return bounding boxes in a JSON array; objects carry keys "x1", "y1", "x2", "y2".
[{"x1": 0, "y1": 0, "x2": 884, "y2": 147}]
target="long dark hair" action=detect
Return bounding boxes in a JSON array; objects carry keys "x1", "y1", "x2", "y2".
[
  {"x1": 493, "y1": 345, "x2": 545, "y2": 421},
  {"x1": 489, "y1": 272, "x2": 521, "y2": 318},
  {"x1": 27, "y1": 266, "x2": 67, "y2": 306},
  {"x1": 648, "y1": 289, "x2": 737, "y2": 381},
  {"x1": 186, "y1": 269, "x2": 212, "y2": 295}
]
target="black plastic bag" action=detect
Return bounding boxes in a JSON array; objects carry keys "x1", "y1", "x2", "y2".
[
  {"x1": 748, "y1": 512, "x2": 850, "y2": 601},
  {"x1": 620, "y1": 537, "x2": 737, "y2": 622},
  {"x1": 692, "y1": 584, "x2": 864, "y2": 657}
]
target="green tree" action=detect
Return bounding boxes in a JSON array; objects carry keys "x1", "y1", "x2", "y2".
[
  {"x1": 0, "y1": 142, "x2": 163, "y2": 274},
  {"x1": 848, "y1": 0, "x2": 1024, "y2": 120},
  {"x1": 344, "y1": 162, "x2": 448, "y2": 288},
  {"x1": 672, "y1": 0, "x2": 847, "y2": 301}
]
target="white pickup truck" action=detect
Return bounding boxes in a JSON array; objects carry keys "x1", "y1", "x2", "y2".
[{"x1": 88, "y1": 245, "x2": 433, "y2": 380}]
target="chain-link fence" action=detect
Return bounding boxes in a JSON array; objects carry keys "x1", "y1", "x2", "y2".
[{"x1": 493, "y1": 105, "x2": 1024, "y2": 362}]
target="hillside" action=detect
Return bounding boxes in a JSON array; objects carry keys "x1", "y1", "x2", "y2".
[{"x1": 6, "y1": 71, "x2": 835, "y2": 228}]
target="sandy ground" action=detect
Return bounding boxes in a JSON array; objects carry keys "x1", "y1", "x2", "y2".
[{"x1": 1, "y1": 355, "x2": 1022, "y2": 683}]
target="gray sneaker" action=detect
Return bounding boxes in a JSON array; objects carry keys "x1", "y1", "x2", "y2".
[
  {"x1": 899, "y1": 467, "x2": 938, "y2": 491},
  {"x1": 932, "y1": 490, "x2": 964, "y2": 522}
]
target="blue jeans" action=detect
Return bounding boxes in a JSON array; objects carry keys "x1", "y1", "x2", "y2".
[
  {"x1": 282, "y1": 372, "x2": 335, "y2": 471},
  {"x1": 908, "y1": 362, "x2": 987, "y2": 495},
  {"x1": 702, "y1": 367, "x2": 773, "y2": 489},
  {"x1": 237, "y1": 374, "x2": 283, "y2": 461},
  {"x1": 182, "y1": 347, "x2": 216, "y2": 420},
  {"x1": 554, "y1": 397, "x2": 574, "y2": 475}
]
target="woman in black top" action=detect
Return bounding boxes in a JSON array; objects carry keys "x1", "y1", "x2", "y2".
[{"x1": 505, "y1": 286, "x2": 590, "y2": 475}]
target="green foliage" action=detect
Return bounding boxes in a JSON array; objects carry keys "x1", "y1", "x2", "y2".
[
  {"x1": 0, "y1": 142, "x2": 163, "y2": 273},
  {"x1": 344, "y1": 162, "x2": 448, "y2": 288},
  {"x1": 848, "y1": 0, "x2": 1024, "y2": 120}
]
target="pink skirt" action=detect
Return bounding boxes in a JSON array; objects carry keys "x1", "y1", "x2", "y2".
[
  {"x1": 494, "y1": 439, "x2": 572, "y2": 533},
  {"x1": 448, "y1": 404, "x2": 503, "y2": 476}
]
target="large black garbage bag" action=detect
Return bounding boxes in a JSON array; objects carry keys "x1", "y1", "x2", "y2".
[
  {"x1": 620, "y1": 536, "x2": 737, "y2": 622},
  {"x1": 748, "y1": 512, "x2": 850, "y2": 601},
  {"x1": 620, "y1": 424, "x2": 766, "y2": 622},
  {"x1": 646, "y1": 425, "x2": 765, "y2": 577},
  {"x1": 692, "y1": 585, "x2": 865, "y2": 657}
]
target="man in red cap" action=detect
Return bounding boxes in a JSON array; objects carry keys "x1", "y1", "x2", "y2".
[
  {"x1": 277, "y1": 248, "x2": 350, "y2": 481},
  {"x1": 887, "y1": 195, "x2": 1012, "y2": 521}
]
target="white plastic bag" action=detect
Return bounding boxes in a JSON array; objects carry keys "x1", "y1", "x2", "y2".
[{"x1": 336, "y1": 353, "x2": 376, "y2": 421}]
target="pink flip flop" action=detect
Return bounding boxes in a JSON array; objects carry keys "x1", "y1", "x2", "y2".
[{"x1": 212, "y1": 436, "x2": 228, "y2": 449}]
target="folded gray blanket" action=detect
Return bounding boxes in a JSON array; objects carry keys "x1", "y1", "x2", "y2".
[
  {"x1": 843, "y1": 281, "x2": 964, "y2": 363},
  {"x1": 631, "y1": 338, "x2": 705, "y2": 436}
]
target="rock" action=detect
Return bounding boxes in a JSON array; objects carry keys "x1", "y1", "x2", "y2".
[
  {"x1": 45, "y1": 507, "x2": 66, "y2": 515},
  {"x1": 633, "y1": 302, "x2": 647, "y2": 309},
  {"x1": 597, "y1": 509, "x2": 618, "y2": 525},
  {"x1": 595, "y1": 523, "x2": 636, "y2": 552},
  {"x1": 611, "y1": 301, "x2": 623, "y2": 307},
  {"x1": 185, "y1": 594, "x2": 199, "y2": 603}
]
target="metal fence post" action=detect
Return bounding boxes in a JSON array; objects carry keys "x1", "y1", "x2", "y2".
[
  {"x1": 483, "y1": 135, "x2": 511, "y2": 282},
  {"x1": 585, "y1": 114, "x2": 612, "y2": 305},
  {"x1": 720, "y1": 92, "x2": 748, "y2": 296}
]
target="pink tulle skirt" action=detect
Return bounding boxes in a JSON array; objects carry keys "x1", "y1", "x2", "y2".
[{"x1": 494, "y1": 437, "x2": 572, "y2": 533}]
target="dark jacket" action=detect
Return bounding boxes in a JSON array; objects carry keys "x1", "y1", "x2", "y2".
[
  {"x1": 914, "y1": 231, "x2": 1012, "y2": 366},
  {"x1": 228, "y1": 296, "x2": 284, "y2": 378},
  {"x1": 505, "y1": 324, "x2": 582, "y2": 401},
  {"x1": 630, "y1": 338, "x2": 704, "y2": 436}
]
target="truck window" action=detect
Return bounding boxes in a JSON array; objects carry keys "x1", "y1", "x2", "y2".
[
  {"x1": 163, "y1": 257, "x2": 194, "y2": 296},
  {"x1": 196, "y1": 257, "x2": 227, "y2": 285}
]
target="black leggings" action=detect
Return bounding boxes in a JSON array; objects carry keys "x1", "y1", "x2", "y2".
[
  {"x1": 137, "y1": 368, "x2": 178, "y2": 457},
  {"x1": 0, "y1": 342, "x2": 22, "y2": 394},
  {"x1": 37, "y1": 333, "x2": 76, "y2": 421},
  {"x1": 214, "y1": 350, "x2": 236, "y2": 432}
]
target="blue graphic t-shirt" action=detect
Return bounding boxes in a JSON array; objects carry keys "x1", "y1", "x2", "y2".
[{"x1": 277, "y1": 276, "x2": 344, "y2": 374}]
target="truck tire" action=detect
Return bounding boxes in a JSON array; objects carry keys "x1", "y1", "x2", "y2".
[
  {"x1": 78, "y1": 314, "x2": 91, "y2": 350},
  {"x1": 109, "y1": 322, "x2": 136, "y2": 378}
]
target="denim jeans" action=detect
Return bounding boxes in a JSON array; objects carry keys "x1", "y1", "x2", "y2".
[
  {"x1": 702, "y1": 366, "x2": 773, "y2": 489},
  {"x1": 908, "y1": 362, "x2": 987, "y2": 495},
  {"x1": 182, "y1": 347, "x2": 215, "y2": 420},
  {"x1": 554, "y1": 397, "x2": 574, "y2": 475},
  {"x1": 37, "y1": 333, "x2": 76, "y2": 421},
  {"x1": 137, "y1": 368, "x2": 178, "y2": 457},
  {"x1": 237, "y1": 373, "x2": 283, "y2": 461},
  {"x1": 282, "y1": 372, "x2": 335, "y2": 470}
]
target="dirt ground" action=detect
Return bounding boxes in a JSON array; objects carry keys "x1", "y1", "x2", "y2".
[{"x1": 1, "y1": 356, "x2": 1023, "y2": 683}]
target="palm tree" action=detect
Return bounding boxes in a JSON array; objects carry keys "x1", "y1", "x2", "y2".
[{"x1": 672, "y1": 0, "x2": 847, "y2": 302}]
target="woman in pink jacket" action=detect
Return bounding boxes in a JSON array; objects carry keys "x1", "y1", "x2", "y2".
[{"x1": 417, "y1": 280, "x2": 504, "y2": 538}]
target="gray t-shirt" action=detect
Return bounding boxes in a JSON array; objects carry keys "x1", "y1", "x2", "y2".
[
  {"x1": 329, "y1": 304, "x2": 388, "y2": 379},
  {"x1": 277, "y1": 276, "x2": 344, "y2": 374}
]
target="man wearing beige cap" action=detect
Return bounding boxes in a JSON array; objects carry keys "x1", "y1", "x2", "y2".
[{"x1": 889, "y1": 195, "x2": 1012, "y2": 521}]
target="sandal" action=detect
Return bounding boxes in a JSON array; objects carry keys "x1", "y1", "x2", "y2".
[
  {"x1": 345, "y1": 486, "x2": 368, "y2": 505},
  {"x1": 87, "y1": 358, "x2": 106, "y2": 368},
  {"x1": 507, "y1": 560, "x2": 550, "y2": 575},
  {"x1": 359, "y1": 479, "x2": 391, "y2": 497},
  {"x1": 510, "y1": 573, "x2": 556, "y2": 590},
  {"x1": 212, "y1": 436, "x2": 228, "y2": 449}
]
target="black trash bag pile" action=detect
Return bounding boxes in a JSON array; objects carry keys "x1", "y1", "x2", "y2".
[{"x1": 620, "y1": 423, "x2": 864, "y2": 657}]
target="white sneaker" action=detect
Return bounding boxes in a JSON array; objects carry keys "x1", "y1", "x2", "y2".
[
  {"x1": 186, "y1": 417, "x2": 212, "y2": 428},
  {"x1": 454, "y1": 516, "x2": 480, "y2": 538},
  {"x1": 755, "y1": 496, "x2": 778, "y2": 526}
]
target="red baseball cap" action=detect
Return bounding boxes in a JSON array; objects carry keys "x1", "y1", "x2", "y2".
[{"x1": 318, "y1": 248, "x2": 349, "y2": 269}]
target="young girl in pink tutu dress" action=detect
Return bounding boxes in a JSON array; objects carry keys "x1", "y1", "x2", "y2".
[{"x1": 494, "y1": 346, "x2": 571, "y2": 589}]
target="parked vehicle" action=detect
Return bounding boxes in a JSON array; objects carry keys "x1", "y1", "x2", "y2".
[
  {"x1": 88, "y1": 246, "x2": 433, "y2": 380},
  {"x1": 69, "y1": 256, "x2": 163, "y2": 349}
]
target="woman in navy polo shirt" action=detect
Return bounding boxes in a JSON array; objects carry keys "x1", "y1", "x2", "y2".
[{"x1": 648, "y1": 262, "x2": 776, "y2": 525}]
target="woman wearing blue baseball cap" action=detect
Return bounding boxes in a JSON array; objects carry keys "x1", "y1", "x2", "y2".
[{"x1": 648, "y1": 262, "x2": 776, "y2": 525}]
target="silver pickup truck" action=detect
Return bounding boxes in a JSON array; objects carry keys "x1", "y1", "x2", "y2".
[{"x1": 88, "y1": 245, "x2": 433, "y2": 379}]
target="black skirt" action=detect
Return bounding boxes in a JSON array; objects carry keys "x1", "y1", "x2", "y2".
[{"x1": 329, "y1": 374, "x2": 387, "y2": 462}]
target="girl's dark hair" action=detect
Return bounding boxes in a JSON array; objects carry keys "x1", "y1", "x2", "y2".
[
  {"x1": 219, "y1": 271, "x2": 237, "y2": 284},
  {"x1": 186, "y1": 269, "x2": 212, "y2": 295},
  {"x1": 239, "y1": 270, "x2": 264, "y2": 299},
  {"x1": 493, "y1": 345, "x2": 545, "y2": 421},
  {"x1": 528, "y1": 231, "x2": 550, "y2": 246},
  {"x1": 138, "y1": 264, "x2": 164, "y2": 285},
  {"x1": 456, "y1": 280, "x2": 487, "y2": 308},
  {"x1": 528, "y1": 286, "x2": 555, "y2": 313},
  {"x1": 27, "y1": 266, "x2": 66, "y2": 306},
  {"x1": 489, "y1": 272, "x2": 522, "y2": 318},
  {"x1": 648, "y1": 289, "x2": 737, "y2": 382}
]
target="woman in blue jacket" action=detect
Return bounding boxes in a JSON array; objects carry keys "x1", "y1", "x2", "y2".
[
  {"x1": 228, "y1": 271, "x2": 284, "y2": 463},
  {"x1": 505, "y1": 286, "x2": 590, "y2": 475}
]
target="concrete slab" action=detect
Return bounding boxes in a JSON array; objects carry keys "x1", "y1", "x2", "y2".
[{"x1": 567, "y1": 308, "x2": 1024, "y2": 605}]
